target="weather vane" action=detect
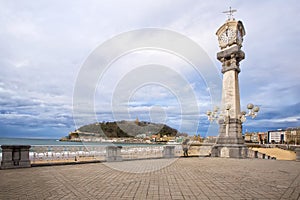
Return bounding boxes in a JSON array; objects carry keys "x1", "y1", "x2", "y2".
[{"x1": 223, "y1": 7, "x2": 237, "y2": 20}]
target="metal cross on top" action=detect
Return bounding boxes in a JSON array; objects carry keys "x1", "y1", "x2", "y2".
[{"x1": 223, "y1": 7, "x2": 237, "y2": 20}]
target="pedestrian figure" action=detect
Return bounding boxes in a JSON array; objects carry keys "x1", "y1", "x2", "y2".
[{"x1": 182, "y1": 140, "x2": 189, "y2": 157}]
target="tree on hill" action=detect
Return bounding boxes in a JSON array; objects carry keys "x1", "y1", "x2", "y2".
[{"x1": 76, "y1": 121, "x2": 178, "y2": 138}]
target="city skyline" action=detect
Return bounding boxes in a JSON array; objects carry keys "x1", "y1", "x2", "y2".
[{"x1": 0, "y1": 1, "x2": 299, "y2": 138}]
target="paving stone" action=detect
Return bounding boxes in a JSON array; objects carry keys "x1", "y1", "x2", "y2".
[{"x1": 0, "y1": 158, "x2": 300, "y2": 199}]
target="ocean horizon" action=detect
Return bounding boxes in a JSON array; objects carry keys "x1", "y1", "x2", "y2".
[
  {"x1": 0, "y1": 137, "x2": 84, "y2": 146},
  {"x1": 0, "y1": 137, "x2": 165, "y2": 146}
]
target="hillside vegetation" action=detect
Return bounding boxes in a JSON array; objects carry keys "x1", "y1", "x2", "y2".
[{"x1": 76, "y1": 121, "x2": 178, "y2": 138}]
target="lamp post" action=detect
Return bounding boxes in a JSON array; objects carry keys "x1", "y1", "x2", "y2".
[
  {"x1": 207, "y1": 103, "x2": 260, "y2": 124},
  {"x1": 240, "y1": 103, "x2": 260, "y2": 122},
  {"x1": 207, "y1": 103, "x2": 260, "y2": 158}
]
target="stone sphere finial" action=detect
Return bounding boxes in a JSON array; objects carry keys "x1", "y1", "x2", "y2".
[{"x1": 247, "y1": 103, "x2": 254, "y2": 109}]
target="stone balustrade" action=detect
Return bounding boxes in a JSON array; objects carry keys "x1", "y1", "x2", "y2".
[
  {"x1": 1, "y1": 145, "x2": 31, "y2": 169},
  {"x1": 163, "y1": 146, "x2": 176, "y2": 158},
  {"x1": 106, "y1": 146, "x2": 122, "y2": 162},
  {"x1": 1, "y1": 145, "x2": 184, "y2": 168},
  {"x1": 3, "y1": 144, "x2": 293, "y2": 169},
  {"x1": 295, "y1": 148, "x2": 300, "y2": 162},
  {"x1": 247, "y1": 148, "x2": 276, "y2": 160}
]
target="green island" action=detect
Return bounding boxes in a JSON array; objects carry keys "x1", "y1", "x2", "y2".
[{"x1": 60, "y1": 120, "x2": 186, "y2": 143}]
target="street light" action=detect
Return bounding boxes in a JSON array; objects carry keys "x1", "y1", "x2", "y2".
[
  {"x1": 207, "y1": 103, "x2": 260, "y2": 123},
  {"x1": 206, "y1": 104, "x2": 231, "y2": 123},
  {"x1": 240, "y1": 103, "x2": 260, "y2": 122}
]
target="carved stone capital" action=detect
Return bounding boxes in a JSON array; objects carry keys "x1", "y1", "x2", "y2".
[{"x1": 218, "y1": 46, "x2": 244, "y2": 74}]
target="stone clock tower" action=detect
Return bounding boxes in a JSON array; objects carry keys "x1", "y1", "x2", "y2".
[{"x1": 211, "y1": 11, "x2": 248, "y2": 158}]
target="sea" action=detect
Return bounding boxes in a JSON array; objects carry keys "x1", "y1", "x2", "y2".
[
  {"x1": 0, "y1": 137, "x2": 164, "y2": 160},
  {"x1": 0, "y1": 137, "x2": 162, "y2": 146},
  {"x1": 0, "y1": 137, "x2": 87, "y2": 146}
]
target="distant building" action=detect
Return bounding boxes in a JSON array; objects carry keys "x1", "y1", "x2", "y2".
[
  {"x1": 268, "y1": 129, "x2": 286, "y2": 144},
  {"x1": 244, "y1": 132, "x2": 267, "y2": 144},
  {"x1": 135, "y1": 117, "x2": 139, "y2": 125},
  {"x1": 135, "y1": 133, "x2": 146, "y2": 138},
  {"x1": 203, "y1": 136, "x2": 217, "y2": 143},
  {"x1": 244, "y1": 133, "x2": 252, "y2": 142},
  {"x1": 257, "y1": 132, "x2": 267, "y2": 144},
  {"x1": 285, "y1": 127, "x2": 300, "y2": 145}
]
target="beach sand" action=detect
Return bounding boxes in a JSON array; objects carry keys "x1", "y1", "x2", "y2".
[{"x1": 250, "y1": 147, "x2": 296, "y2": 160}]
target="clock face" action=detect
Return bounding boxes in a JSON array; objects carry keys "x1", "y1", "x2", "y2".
[
  {"x1": 219, "y1": 31, "x2": 228, "y2": 44},
  {"x1": 219, "y1": 28, "x2": 235, "y2": 46}
]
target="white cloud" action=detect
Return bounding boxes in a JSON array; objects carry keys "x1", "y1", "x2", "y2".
[{"x1": 0, "y1": 0, "x2": 299, "y2": 138}]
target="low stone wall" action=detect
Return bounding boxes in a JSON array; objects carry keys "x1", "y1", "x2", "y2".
[
  {"x1": 1, "y1": 145, "x2": 31, "y2": 169},
  {"x1": 163, "y1": 146, "x2": 176, "y2": 158},
  {"x1": 188, "y1": 143, "x2": 213, "y2": 157},
  {"x1": 11, "y1": 145, "x2": 183, "y2": 166},
  {"x1": 296, "y1": 148, "x2": 300, "y2": 161},
  {"x1": 106, "y1": 146, "x2": 122, "y2": 162},
  {"x1": 247, "y1": 148, "x2": 276, "y2": 160},
  {"x1": 5, "y1": 144, "x2": 293, "y2": 169}
]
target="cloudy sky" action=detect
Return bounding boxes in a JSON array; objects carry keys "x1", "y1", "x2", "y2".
[{"x1": 0, "y1": 0, "x2": 299, "y2": 139}]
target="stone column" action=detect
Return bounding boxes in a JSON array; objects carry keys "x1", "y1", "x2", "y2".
[
  {"x1": 211, "y1": 45, "x2": 248, "y2": 158},
  {"x1": 105, "y1": 146, "x2": 122, "y2": 162},
  {"x1": 1, "y1": 145, "x2": 31, "y2": 169},
  {"x1": 295, "y1": 148, "x2": 300, "y2": 162},
  {"x1": 163, "y1": 146, "x2": 175, "y2": 158}
]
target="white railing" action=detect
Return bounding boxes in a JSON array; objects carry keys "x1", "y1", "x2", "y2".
[
  {"x1": 30, "y1": 145, "x2": 107, "y2": 164},
  {"x1": 121, "y1": 145, "x2": 182, "y2": 160},
  {"x1": 121, "y1": 146, "x2": 164, "y2": 160},
  {"x1": 29, "y1": 145, "x2": 183, "y2": 164},
  {"x1": 0, "y1": 144, "x2": 188, "y2": 166}
]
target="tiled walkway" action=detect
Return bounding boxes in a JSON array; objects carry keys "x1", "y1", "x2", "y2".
[{"x1": 0, "y1": 157, "x2": 299, "y2": 199}]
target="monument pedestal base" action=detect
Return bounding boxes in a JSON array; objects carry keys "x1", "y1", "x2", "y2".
[
  {"x1": 210, "y1": 118, "x2": 247, "y2": 158},
  {"x1": 211, "y1": 144, "x2": 248, "y2": 158}
]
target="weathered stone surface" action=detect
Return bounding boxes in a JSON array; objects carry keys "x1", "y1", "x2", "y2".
[
  {"x1": 105, "y1": 146, "x2": 122, "y2": 162},
  {"x1": 217, "y1": 45, "x2": 245, "y2": 62},
  {"x1": 163, "y1": 146, "x2": 175, "y2": 158},
  {"x1": 211, "y1": 144, "x2": 248, "y2": 158},
  {"x1": 1, "y1": 145, "x2": 31, "y2": 169},
  {"x1": 295, "y1": 148, "x2": 300, "y2": 161},
  {"x1": 214, "y1": 24, "x2": 248, "y2": 158}
]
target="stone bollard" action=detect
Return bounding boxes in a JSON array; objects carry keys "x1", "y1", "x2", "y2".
[
  {"x1": 257, "y1": 152, "x2": 262, "y2": 159},
  {"x1": 163, "y1": 146, "x2": 175, "y2": 158},
  {"x1": 295, "y1": 148, "x2": 300, "y2": 162},
  {"x1": 1, "y1": 145, "x2": 31, "y2": 169},
  {"x1": 257, "y1": 152, "x2": 265, "y2": 159},
  {"x1": 105, "y1": 146, "x2": 122, "y2": 162},
  {"x1": 254, "y1": 150, "x2": 258, "y2": 158}
]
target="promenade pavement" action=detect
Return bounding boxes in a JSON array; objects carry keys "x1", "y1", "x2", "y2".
[{"x1": 0, "y1": 157, "x2": 299, "y2": 199}]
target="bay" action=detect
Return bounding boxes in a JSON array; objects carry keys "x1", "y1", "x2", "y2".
[
  {"x1": 0, "y1": 137, "x2": 163, "y2": 146},
  {"x1": 0, "y1": 137, "x2": 85, "y2": 146}
]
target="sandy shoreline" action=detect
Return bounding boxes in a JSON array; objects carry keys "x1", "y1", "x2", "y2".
[{"x1": 250, "y1": 147, "x2": 296, "y2": 160}]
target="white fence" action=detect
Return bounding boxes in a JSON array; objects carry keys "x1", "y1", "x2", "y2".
[
  {"x1": 121, "y1": 145, "x2": 182, "y2": 160},
  {"x1": 28, "y1": 145, "x2": 183, "y2": 164},
  {"x1": 30, "y1": 145, "x2": 107, "y2": 163}
]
